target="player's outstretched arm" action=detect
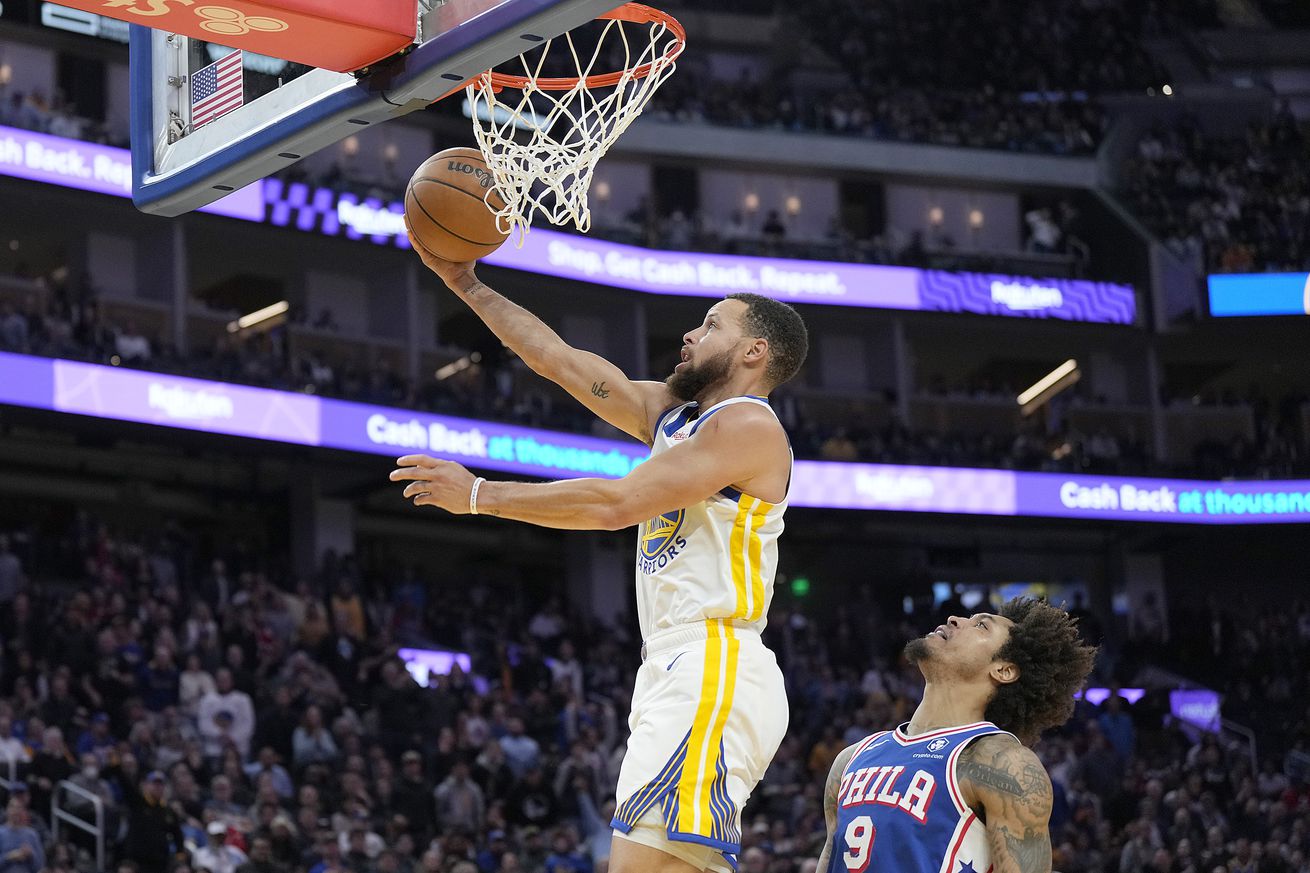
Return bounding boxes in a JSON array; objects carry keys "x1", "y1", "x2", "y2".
[
  {"x1": 409, "y1": 236, "x2": 673, "y2": 444},
  {"x1": 815, "y1": 741, "x2": 861, "y2": 873},
  {"x1": 390, "y1": 402, "x2": 789, "y2": 530},
  {"x1": 957, "y1": 735, "x2": 1054, "y2": 873}
]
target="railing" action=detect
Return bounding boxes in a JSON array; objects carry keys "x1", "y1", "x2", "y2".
[
  {"x1": 1220, "y1": 718, "x2": 1258, "y2": 775},
  {"x1": 52, "y1": 779, "x2": 105, "y2": 873}
]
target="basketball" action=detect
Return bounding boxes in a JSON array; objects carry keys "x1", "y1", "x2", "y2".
[{"x1": 405, "y1": 147, "x2": 510, "y2": 262}]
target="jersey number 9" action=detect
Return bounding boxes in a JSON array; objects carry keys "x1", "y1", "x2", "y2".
[{"x1": 842, "y1": 816, "x2": 877, "y2": 873}]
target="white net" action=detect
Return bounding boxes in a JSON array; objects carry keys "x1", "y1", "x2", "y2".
[{"x1": 465, "y1": 4, "x2": 684, "y2": 239}]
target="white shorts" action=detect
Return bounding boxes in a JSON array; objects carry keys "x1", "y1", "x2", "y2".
[{"x1": 611, "y1": 619, "x2": 789, "y2": 869}]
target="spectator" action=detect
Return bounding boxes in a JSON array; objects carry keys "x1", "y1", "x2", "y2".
[
  {"x1": 0, "y1": 718, "x2": 27, "y2": 770},
  {"x1": 291, "y1": 706, "x2": 338, "y2": 769},
  {"x1": 197, "y1": 669, "x2": 255, "y2": 760},
  {"x1": 192, "y1": 821, "x2": 247, "y2": 873},
  {"x1": 0, "y1": 799, "x2": 42, "y2": 873},
  {"x1": 234, "y1": 835, "x2": 281, "y2": 873},
  {"x1": 434, "y1": 759, "x2": 486, "y2": 835},
  {"x1": 122, "y1": 771, "x2": 187, "y2": 873},
  {"x1": 0, "y1": 537, "x2": 24, "y2": 607},
  {"x1": 1097, "y1": 693, "x2": 1137, "y2": 760},
  {"x1": 114, "y1": 322, "x2": 152, "y2": 363},
  {"x1": 499, "y1": 718, "x2": 541, "y2": 778},
  {"x1": 243, "y1": 747, "x2": 293, "y2": 800},
  {"x1": 26, "y1": 727, "x2": 73, "y2": 816}
]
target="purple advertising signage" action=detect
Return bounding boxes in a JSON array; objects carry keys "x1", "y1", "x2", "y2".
[
  {"x1": 318, "y1": 398, "x2": 648, "y2": 479},
  {"x1": 52, "y1": 359, "x2": 320, "y2": 443},
  {"x1": 0, "y1": 124, "x2": 263, "y2": 221},
  {"x1": 1170, "y1": 689, "x2": 1221, "y2": 732},
  {"x1": 259, "y1": 180, "x2": 1136, "y2": 325},
  {"x1": 482, "y1": 231, "x2": 1137, "y2": 324},
  {"x1": 7, "y1": 352, "x2": 1309, "y2": 524}
]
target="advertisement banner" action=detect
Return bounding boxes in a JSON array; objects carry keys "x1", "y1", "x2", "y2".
[
  {"x1": 51, "y1": 359, "x2": 321, "y2": 443},
  {"x1": 0, "y1": 124, "x2": 264, "y2": 220},
  {"x1": 261, "y1": 178, "x2": 1136, "y2": 324},
  {"x1": 5, "y1": 352, "x2": 1308, "y2": 524},
  {"x1": 1208, "y1": 272, "x2": 1310, "y2": 317},
  {"x1": 318, "y1": 398, "x2": 649, "y2": 480}
]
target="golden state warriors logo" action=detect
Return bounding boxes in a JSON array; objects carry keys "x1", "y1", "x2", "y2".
[
  {"x1": 641, "y1": 510, "x2": 684, "y2": 559},
  {"x1": 639, "y1": 510, "x2": 688, "y2": 574}
]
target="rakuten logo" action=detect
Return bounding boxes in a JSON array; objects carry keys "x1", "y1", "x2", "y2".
[{"x1": 147, "y1": 384, "x2": 234, "y2": 420}]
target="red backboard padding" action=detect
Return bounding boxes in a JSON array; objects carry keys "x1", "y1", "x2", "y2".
[{"x1": 86, "y1": 0, "x2": 418, "y2": 72}]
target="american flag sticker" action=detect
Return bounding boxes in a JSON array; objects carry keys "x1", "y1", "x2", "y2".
[{"x1": 190, "y1": 50, "x2": 244, "y2": 129}]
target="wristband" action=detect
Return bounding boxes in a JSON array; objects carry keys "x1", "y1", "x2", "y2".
[{"x1": 470, "y1": 477, "x2": 486, "y2": 515}]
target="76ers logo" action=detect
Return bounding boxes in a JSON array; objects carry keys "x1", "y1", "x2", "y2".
[{"x1": 926, "y1": 738, "x2": 950, "y2": 753}]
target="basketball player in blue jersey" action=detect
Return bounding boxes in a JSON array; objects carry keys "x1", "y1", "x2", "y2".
[
  {"x1": 393, "y1": 243, "x2": 808, "y2": 873},
  {"x1": 817, "y1": 598, "x2": 1095, "y2": 873}
]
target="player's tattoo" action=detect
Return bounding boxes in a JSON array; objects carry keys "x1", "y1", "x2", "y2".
[
  {"x1": 816, "y1": 742, "x2": 861, "y2": 873},
  {"x1": 956, "y1": 759, "x2": 1024, "y2": 796},
  {"x1": 991, "y1": 824, "x2": 1051, "y2": 873},
  {"x1": 464, "y1": 281, "x2": 487, "y2": 297},
  {"x1": 959, "y1": 736, "x2": 1053, "y2": 873},
  {"x1": 591, "y1": 381, "x2": 611, "y2": 399}
]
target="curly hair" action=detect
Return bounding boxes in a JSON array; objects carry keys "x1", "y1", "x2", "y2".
[
  {"x1": 726, "y1": 293, "x2": 809, "y2": 387},
  {"x1": 985, "y1": 597, "x2": 1097, "y2": 746}
]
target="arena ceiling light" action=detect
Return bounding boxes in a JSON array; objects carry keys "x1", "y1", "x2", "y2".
[
  {"x1": 1017, "y1": 358, "x2": 1080, "y2": 416},
  {"x1": 434, "y1": 352, "x2": 483, "y2": 381},
  {"x1": 226, "y1": 301, "x2": 289, "y2": 335}
]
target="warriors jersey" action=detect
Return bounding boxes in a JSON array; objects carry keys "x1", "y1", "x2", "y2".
[
  {"x1": 827, "y1": 722, "x2": 1017, "y2": 873},
  {"x1": 635, "y1": 396, "x2": 790, "y2": 641}
]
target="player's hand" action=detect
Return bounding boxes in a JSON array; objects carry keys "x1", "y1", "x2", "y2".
[
  {"x1": 404, "y1": 221, "x2": 477, "y2": 291},
  {"x1": 390, "y1": 454, "x2": 479, "y2": 514}
]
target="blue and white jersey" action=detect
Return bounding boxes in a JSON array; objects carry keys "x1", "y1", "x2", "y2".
[{"x1": 826, "y1": 722, "x2": 1016, "y2": 873}]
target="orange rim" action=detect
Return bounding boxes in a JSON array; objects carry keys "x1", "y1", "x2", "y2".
[{"x1": 473, "y1": 2, "x2": 685, "y2": 93}]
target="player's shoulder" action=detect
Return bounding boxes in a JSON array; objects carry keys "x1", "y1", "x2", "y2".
[
  {"x1": 957, "y1": 732, "x2": 1051, "y2": 814},
  {"x1": 694, "y1": 397, "x2": 784, "y2": 439},
  {"x1": 963, "y1": 731, "x2": 1040, "y2": 768}
]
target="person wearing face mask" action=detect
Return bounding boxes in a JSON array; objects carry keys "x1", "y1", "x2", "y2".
[{"x1": 65, "y1": 753, "x2": 118, "y2": 854}]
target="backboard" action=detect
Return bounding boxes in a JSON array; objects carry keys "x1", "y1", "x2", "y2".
[{"x1": 129, "y1": 0, "x2": 624, "y2": 217}]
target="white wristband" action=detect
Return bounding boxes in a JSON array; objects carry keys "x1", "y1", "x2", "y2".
[{"x1": 469, "y1": 477, "x2": 486, "y2": 515}]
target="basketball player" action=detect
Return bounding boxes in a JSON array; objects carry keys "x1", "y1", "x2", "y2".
[
  {"x1": 392, "y1": 242, "x2": 809, "y2": 873},
  {"x1": 817, "y1": 598, "x2": 1095, "y2": 873}
]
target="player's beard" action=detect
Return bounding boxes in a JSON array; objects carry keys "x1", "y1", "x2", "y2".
[
  {"x1": 903, "y1": 637, "x2": 932, "y2": 664},
  {"x1": 666, "y1": 347, "x2": 734, "y2": 401}
]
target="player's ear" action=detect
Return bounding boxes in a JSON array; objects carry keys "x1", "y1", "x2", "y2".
[
  {"x1": 989, "y1": 659, "x2": 1020, "y2": 686},
  {"x1": 742, "y1": 336, "x2": 769, "y2": 365}
]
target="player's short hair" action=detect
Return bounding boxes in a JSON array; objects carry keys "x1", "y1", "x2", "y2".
[
  {"x1": 985, "y1": 597, "x2": 1097, "y2": 746},
  {"x1": 726, "y1": 293, "x2": 808, "y2": 387}
]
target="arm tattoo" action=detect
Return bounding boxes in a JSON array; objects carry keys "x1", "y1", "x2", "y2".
[
  {"x1": 464, "y1": 281, "x2": 487, "y2": 297},
  {"x1": 959, "y1": 737, "x2": 1054, "y2": 873},
  {"x1": 957, "y1": 759, "x2": 1024, "y2": 796},
  {"x1": 990, "y1": 823, "x2": 1052, "y2": 873},
  {"x1": 591, "y1": 381, "x2": 611, "y2": 399},
  {"x1": 816, "y1": 743, "x2": 860, "y2": 873}
]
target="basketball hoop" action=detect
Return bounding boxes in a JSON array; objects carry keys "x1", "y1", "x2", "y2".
[{"x1": 465, "y1": 2, "x2": 685, "y2": 238}]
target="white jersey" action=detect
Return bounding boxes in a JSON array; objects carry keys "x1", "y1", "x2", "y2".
[{"x1": 634, "y1": 395, "x2": 790, "y2": 640}]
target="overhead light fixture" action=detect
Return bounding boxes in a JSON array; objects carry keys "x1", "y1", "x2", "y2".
[
  {"x1": 226, "y1": 300, "x2": 289, "y2": 334},
  {"x1": 1017, "y1": 358, "x2": 1080, "y2": 416},
  {"x1": 434, "y1": 351, "x2": 482, "y2": 381}
]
